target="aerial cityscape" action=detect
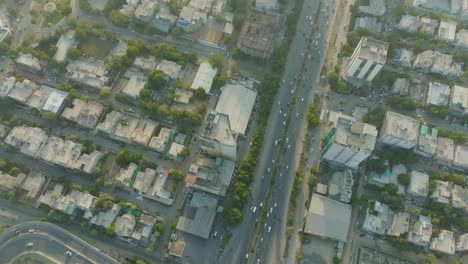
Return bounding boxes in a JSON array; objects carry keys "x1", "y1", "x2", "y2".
[{"x1": 0, "y1": 0, "x2": 467, "y2": 263}]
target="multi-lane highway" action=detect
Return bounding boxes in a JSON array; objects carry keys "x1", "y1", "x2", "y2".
[
  {"x1": 0, "y1": 221, "x2": 119, "y2": 264},
  {"x1": 220, "y1": 0, "x2": 336, "y2": 263}
]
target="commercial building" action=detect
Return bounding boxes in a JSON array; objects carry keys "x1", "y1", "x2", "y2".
[
  {"x1": 386, "y1": 212, "x2": 410, "y2": 237},
  {"x1": 304, "y1": 194, "x2": 351, "y2": 242},
  {"x1": 66, "y1": 60, "x2": 108, "y2": 90},
  {"x1": 435, "y1": 137, "x2": 455, "y2": 166},
  {"x1": 453, "y1": 145, "x2": 468, "y2": 171},
  {"x1": 419, "y1": 17, "x2": 439, "y2": 35},
  {"x1": 397, "y1": 15, "x2": 419, "y2": 33},
  {"x1": 414, "y1": 125, "x2": 438, "y2": 157},
  {"x1": 346, "y1": 37, "x2": 388, "y2": 83},
  {"x1": 15, "y1": 53, "x2": 42, "y2": 72},
  {"x1": 176, "y1": 191, "x2": 218, "y2": 239},
  {"x1": 430, "y1": 230, "x2": 455, "y2": 255},
  {"x1": 393, "y1": 49, "x2": 413, "y2": 68},
  {"x1": 450, "y1": 85, "x2": 468, "y2": 115},
  {"x1": 321, "y1": 113, "x2": 377, "y2": 169},
  {"x1": 437, "y1": 20, "x2": 457, "y2": 42},
  {"x1": 156, "y1": 60, "x2": 181, "y2": 80},
  {"x1": 255, "y1": 0, "x2": 278, "y2": 11},
  {"x1": 4, "y1": 126, "x2": 48, "y2": 156},
  {"x1": 430, "y1": 52, "x2": 463, "y2": 77},
  {"x1": 378, "y1": 111, "x2": 420, "y2": 149},
  {"x1": 237, "y1": 19, "x2": 276, "y2": 59},
  {"x1": 456, "y1": 233, "x2": 468, "y2": 252},
  {"x1": 454, "y1": 29, "x2": 468, "y2": 49},
  {"x1": 407, "y1": 171, "x2": 429, "y2": 198},
  {"x1": 177, "y1": 6, "x2": 207, "y2": 32},
  {"x1": 122, "y1": 72, "x2": 146, "y2": 98},
  {"x1": 61, "y1": 99, "x2": 104, "y2": 129},
  {"x1": 426, "y1": 82, "x2": 450, "y2": 106},
  {"x1": 199, "y1": 112, "x2": 237, "y2": 161},
  {"x1": 354, "y1": 17, "x2": 382, "y2": 34},
  {"x1": 191, "y1": 62, "x2": 218, "y2": 93},
  {"x1": 359, "y1": 0, "x2": 385, "y2": 16},
  {"x1": 362, "y1": 201, "x2": 390, "y2": 235},
  {"x1": 407, "y1": 215, "x2": 432, "y2": 246},
  {"x1": 215, "y1": 78, "x2": 259, "y2": 135},
  {"x1": 328, "y1": 170, "x2": 354, "y2": 203},
  {"x1": 53, "y1": 30, "x2": 76, "y2": 63},
  {"x1": 186, "y1": 154, "x2": 235, "y2": 197}
]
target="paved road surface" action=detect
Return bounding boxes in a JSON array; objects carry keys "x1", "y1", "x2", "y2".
[{"x1": 0, "y1": 221, "x2": 119, "y2": 264}]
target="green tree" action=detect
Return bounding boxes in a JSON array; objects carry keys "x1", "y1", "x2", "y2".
[
  {"x1": 422, "y1": 254, "x2": 438, "y2": 264},
  {"x1": 397, "y1": 173, "x2": 410, "y2": 186},
  {"x1": 224, "y1": 207, "x2": 242, "y2": 225},
  {"x1": 109, "y1": 10, "x2": 129, "y2": 27},
  {"x1": 8, "y1": 167, "x2": 20, "y2": 176},
  {"x1": 116, "y1": 150, "x2": 132, "y2": 166},
  {"x1": 172, "y1": 26, "x2": 184, "y2": 36},
  {"x1": 67, "y1": 48, "x2": 81, "y2": 60},
  {"x1": 193, "y1": 87, "x2": 208, "y2": 100},
  {"x1": 390, "y1": 237, "x2": 410, "y2": 251},
  {"x1": 41, "y1": 112, "x2": 57, "y2": 122},
  {"x1": 168, "y1": 168, "x2": 184, "y2": 182},
  {"x1": 208, "y1": 54, "x2": 224, "y2": 70},
  {"x1": 105, "y1": 224, "x2": 115, "y2": 236},
  {"x1": 99, "y1": 87, "x2": 110, "y2": 98},
  {"x1": 139, "y1": 88, "x2": 152, "y2": 99},
  {"x1": 145, "y1": 70, "x2": 166, "y2": 90}
]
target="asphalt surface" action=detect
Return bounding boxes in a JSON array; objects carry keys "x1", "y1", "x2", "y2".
[
  {"x1": 0, "y1": 221, "x2": 119, "y2": 264},
  {"x1": 219, "y1": 0, "x2": 335, "y2": 263}
]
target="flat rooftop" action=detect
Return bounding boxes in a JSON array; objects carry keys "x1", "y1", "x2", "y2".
[
  {"x1": 201, "y1": 112, "x2": 236, "y2": 146},
  {"x1": 176, "y1": 191, "x2": 218, "y2": 239},
  {"x1": 381, "y1": 111, "x2": 420, "y2": 143},
  {"x1": 356, "y1": 37, "x2": 389, "y2": 64}
]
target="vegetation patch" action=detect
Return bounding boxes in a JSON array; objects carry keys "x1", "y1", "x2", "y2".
[
  {"x1": 77, "y1": 35, "x2": 113, "y2": 59},
  {"x1": 12, "y1": 253, "x2": 56, "y2": 264}
]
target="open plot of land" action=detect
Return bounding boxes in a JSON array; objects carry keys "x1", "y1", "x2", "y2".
[
  {"x1": 299, "y1": 235, "x2": 336, "y2": 264},
  {"x1": 12, "y1": 253, "x2": 56, "y2": 264},
  {"x1": 78, "y1": 35, "x2": 113, "y2": 59}
]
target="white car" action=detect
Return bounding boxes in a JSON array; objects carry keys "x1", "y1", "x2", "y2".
[
  {"x1": 275, "y1": 140, "x2": 278, "y2": 146},
  {"x1": 268, "y1": 226, "x2": 272, "y2": 233},
  {"x1": 290, "y1": 89, "x2": 294, "y2": 95},
  {"x1": 213, "y1": 231, "x2": 218, "y2": 237},
  {"x1": 274, "y1": 203, "x2": 277, "y2": 207},
  {"x1": 288, "y1": 144, "x2": 291, "y2": 149},
  {"x1": 27, "y1": 243, "x2": 33, "y2": 247},
  {"x1": 270, "y1": 207, "x2": 273, "y2": 213},
  {"x1": 260, "y1": 202, "x2": 263, "y2": 207},
  {"x1": 272, "y1": 159, "x2": 275, "y2": 164},
  {"x1": 267, "y1": 168, "x2": 271, "y2": 173},
  {"x1": 283, "y1": 121, "x2": 286, "y2": 126},
  {"x1": 66, "y1": 251, "x2": 72, "y2": 256}
]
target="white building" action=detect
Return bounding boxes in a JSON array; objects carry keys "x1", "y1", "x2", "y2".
[
  {"x1": 435, "y1": 137, "x2": 455, "y2": 166},
  {"x1": 397, "y1": 15, "x2": 419, "y2": 33},
  {"x1": 456, "y1": 233, "x2": 468, "y2": 252},
  {"x1": 450, "y1": 85, "x2": 468, "y2": 115},
  {"x1": 122, "y1": 72, "x2": 146, "y2": 98},
  {"x1": 407, "y1": 215, "x2": 432, "y2": 246},
  {"x1": 426, "y1": 82, "x2": 450, "y2": 106},
  {"x1": 453, "y1": 145, "x2": 468, "y2": 171},
  {"x1": 430, "y1": 52, "x2": 463, "y2": 78},
  {"x1": 362, "y1": 201, "x2": 390, "y2": 235},
  {"x1": 321, "y1": 113, "x2": 377, "y2": 169},
  {"x1": 414, "y1": 125, "x2": 438, "y2": 157},
  {"x1": 15, "y1": 54, "x2": 42, "y2": 72},
  {"x1": 454, "y1": 29, "x2": 468, "y2": 49},
  {"x1": 177, "y1": 6, "x2": 207, "y2": 32},
  {"x1": 386, "y1": 212, "x2": 410, "y2": 237},
  {"x1": 419, "y1": 17, "x2": 438, "y2": 35},
  {"x1": 407, "y1": 171, "x2": 429, "y2": 198},
  {"x1": 199, "y1": 112, "x2": 237, "y2": 161},
  {"x1": 156, "y1": 60, "x2": 181, "y2": 80},
  {"x1": 134, "y1": 0, "x2": 157, "y2": 23},
  {"x1": 191, "y1": 62, "x2": 218, "y2": 94},
  {"x1": 378, "y1": 111, "x2": 420, "y2": 149},
  {"x1": 66, "y1": 60, "x2": 108, "y2": 90},
  {"x1": 430, "y1": 180, "x2": 452, "y2": 204},
  {"x1": 430, "y1": 230, "x2": 455, "y2": 255},
  {"x1": 437, "y1": 20, "x2": 457, "y2": 42},
  {"x1": 53, "y1": 30, "x2": 76, "y2": 63},
  {"x1": 413, "y1": 50, "x2": 436, "y2": 71},
  {"x1": 0, "y1": 8, "x2": 11, "y2": 43},
  {"x1": 346, "y1": 37, "x2": 388, "y2": 83}
]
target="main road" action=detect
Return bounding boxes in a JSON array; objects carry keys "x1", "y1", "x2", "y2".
[
  {"x1": 0, "y1": 221, "x2": 119, "y2": 264},
  {"x1": 219, "y1": 0, "x2": 336, "y2": 263}
]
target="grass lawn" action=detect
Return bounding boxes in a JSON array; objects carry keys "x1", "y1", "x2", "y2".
[
  {"x1": 42, "y1": 11, "x2": 64, "y2": 27},
  {"x1": 12, "y1": 253, "x2": 57, "y2": 264},
  {"x1": 77, "y1": 35, "x2": 113, "y2": 59}
]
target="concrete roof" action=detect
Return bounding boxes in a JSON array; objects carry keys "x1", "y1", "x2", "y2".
[
  {"x1": 408, "y1": 171, "x2": 429, "y2": 197},
  {"x1": 7, "y1": 79, "x2": 40, "y2": 103},
  {"x1": 456, "y1": 233, "x2": 468, "y2": 252},
  {"x1": 90, "y1": 204, "x2": 121, "y2": 228},
  {"x1": 0, "y1": 77, "x2": 16, "y2": 97},
  {"x1": 168, "y1": 142, "x2": 184, "y2": 158},
  {"x1": 113, "y1": 116, "x2": 139, "y2": 141},
  {"x1": 21, "y1": 171, "x2": 46, "y2": 199},
  {"x1": 413, "y1": 50, "x2": 436, "y2": 69},
  {"x1": 362, "y1": 201, "x2": 390, "y2": 235},
  {"x1": 115, "y1": 213, "x2": 136, "y2": 237},
  {"x1": 430, "y1": 180, "x2": 452, "y2": 204},
  {"x1": 61, "y1": 99, "x2": 104, "y2": 129},
  {"x1": 115, "y1": 163, "x2": 138, "y2": 187},
  {"x1": 0, "y1": 171, "x2": 26, "y2": 191},
  {"x1": 96, "y1": 111, "x2": 122, "y2": 135},
  {"x1": 148, "y1": 127, "x2": 172, "y2": 152},
  {"x1": 386, "y1": 212, "x2": 410, "y2": 237},
  {"x1": 122, "y1": 72, "x2": 146, "y2": 98},
  {"x1": 131, "y1": 119, "x2": 157, "y2": 146},
  {"x1": 407, "y1": 215, "x2": 432, "y2": 246},
  {"x1": 15, "y1": 53, "x2": 41, "y2": 71},
  {"x1": 430, "y1": 229, "x2": 455, "y2": 255},
  {"x1": 455, "y1": 29, "x2": 468, "y2": 48},
  {"x1": 453, "y1": 145, "x2": 468, "y2": 170},
  {"x1": 4, "y1": 125, "x2": 48, "y2": 156},
  {"x1": 304, "y1": 194, "x2": 351, "y2": 242},
  {"x1": 156, "y1": 60, "x2": 181, "y2": 80},
  {"x1": 169, "y1": 240, "x2": 186, "y2": 257},
  {"x1": 354, "y1": 37, "x2": 389, "y2": 65},
  {"x1": 435, "y1": 137, "x2": 455, "y2": 164},
  {"x1": 354, "y1": 17, "x2": 382, "y2": 34},
  {"x1": 419, "y1": 17, "x2": 439, "y2": 35},
  {"x1": 133, "y1": 56, "x2": 157, "y2": 71},
  {"x1": 398, "y1": 15, "x2": 419, "y2": 33},
  {"x1": 450, "y1": 85, "x2": 468, "y2": 114},
  {"x1": 53, "y1": 30, "x2": 76, "y2": 63},
  {"x1": 191, "y1": 62, "x2": 217, "y2": 93},
  {"x1": 133, "y1": 168, "x2": 156, "y2": 194},
  {"x1": 380, "y1": 111, "x2": 420, "y2": 145},
  {"x1": 426, "y1": 82, "x2": 450, "y2": 106},
  {"x1": 215, "y1": 79, "x2": 258, "y2": 134},
  {"x1": 176, "y1": 191, "x2": 218, "y2": 239},
  {"x1": 201, "y1": 112, "x2": 237, "y2": 146},
  {"x1": 437, "y1": 20, "x2": 457, "y2": 42},
  {"x1": 174, "y1": 88, "x2": 193, "y2": 104},
  {"x1": 42, "y1": 89, "x2": 68, "y2": 113},
  {"x1": 359, "y1": 0, "x2": 386, "y2": 16}
]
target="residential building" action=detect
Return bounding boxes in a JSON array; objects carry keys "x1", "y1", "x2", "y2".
[
  {"x1": 397, "y1": 15, "x2": 419, "y2": 33},
  {"x1": 109, "y1": 40, "x2": 128, "y2": 57},
  {"x1": 430, "y1": 180, "x2": 452, "y2": 204},
  {"x1": 0, "y1": 171, "x2": 26, "y2": 192},
  {"x1": 149, "y1": 127, "x2": 172, "y2": 153},
  {"x1": 122, "y1": 72, "x2": 146, "y2": 98},
  {"x1": 176, "y1": 191, "x2": 218, "y2": 239},
  {"x1": 115, "y1": 163, "x2": 138, "y2": 187},
  {"x1": 386, "y1": 212, "x2": 410, "y2": 237},
  {"x1": 212, "y1": 0, "x2": 227, "y2": 14},
  {"x1": 378, "y1": 111, "x2": 420, "y2": 149},
  {"x1": 131, "y1": 119, "x2": 157, "y2": 146},
  {"x1": 304, "y1": 194, "x2": 352, "y2": 242},
  {"x1": 414, "y1": 125, "x2": 438, "y2": 157},
  {"x1": 370, "y1": 164, "x2": 407, "y2": 195},
  {"x1": 40, "y1": 88, "x2": 68, "y2": 114},
  {"x1": 7, "y1": 78, "x2": 40, "y2": 104},
  {"x1": 132, "y1": 168, "x2": 156, "y2": 195},
  {"x1": 426, "y1": 82, "x2": 450, "y2": 106},
  {"x1": 113, "y1": 116, "x2": 139, "y2": 143},
  {"x1": 419, "y1": 17, "x2": 439, "y2": 35},
  {"x1": 452, "y1": 184, "x2": 468, "y2": 210},
  {"x1": 450, "y1": 85, "x2": 468, "y2": 114},
  {"x1": 53, "y1": 30, "x2": 76, "y2": 63},
  {"x1": 437, "y1": 20, "x2": 457, "y2": 42},
  {"x1": 191, "y1": 62, "x2": 218, "y2": 94},
  {"x1": 25, "y1": 87, "x2": 53, "y2": 110},
  {"x1": 134, "y1": 0, "x2": 157, "y2": 23},
  {"x1": 168, "y1": 142, "x2": 185, "y2": 160},
  {"x1": 321, "y1": 113, "x2": 378, "y2": 169},
  {"x1": 174, "y1": 88, "x2": 193, "y2": 104},
  {"x1": 407, "y1": 171, "x2": 429, "y2": 198},
  {"x1": 62, "y1": 99, "x2": 104, "y2": 129},
  {"x1": 66, "y1": 60, "x2": 108, "y2": 90},
  {"x1": 392, "y1": 78, "x2": 410, "y2": 95},
  {"x1": 393, "y1": 49, "x2": 413, "y2": 68},
  {"x1": 407, "y1": 215, "x2": 432, "y2": 246},
  {"x1": 328, "y1": 170, "x2": 354, "y2": 203},
  {"x1": 39, "y1": 186, "x2": 97, "y2": 218},
  {"x1": 15, "y1": 53, "x2": 42, "y2": 72},
  {"x1": 453, "y1": 145, "x2": 468, "y2": 171},
  {"x1": 131, "y1": 213, "x2": 159, "y2": 243},
  {"x1": 156, "y1": 60, "x2": 181, "y2": 80},
  {"x1": 4, "y1": 126, "x2": 48, "y2": 156},
  {"x1": 133, "y1": 56, "x2": 157, "y2": 72},
  {"x1": 354, "y1": 17, "x2": 382, "y2": 34},
  {"x1": 186, "y1": 154, "x2": 235, "y2": 197},
  {"x1": 215, "y1": 78, "x2": 259, "y2": 135},
  {"x1": 430, "y1": 230, "x2": 455, "y2": 255},
  {"x1": 21, "y1": 171, "x2": 47, "y2": 200},
  {"x1": 168, "y1": 240, "x2": 186, "y2": 258},
  {"x1": 177, "y1": 6, "x2": 207, "y2": 32},
  {"x1": 237, "y1": 19, "x2": 276, "y2": 59},
  {"x1": 90, "y1": 204, "x2": 121, "y2": 228},
  {"x1": 146, "y1": 168, "x2": 174, "y2": 205},
  {"x1": 456, "y1": 233, "x2": 468, "y2": 252},
  {"x1": 413, "y1": 50, "x2": 436, "y2": 71},
  {"x1": 255, "y1": 0, "x2": 278, "y2": 11},
  {"x1": 189, "y1": 0, "x2": 214, "y2": 12},
  {"x1": 454, "y1": 29, "x2": 468, "y2": 49},
  {"x1": 0, "y1": 77, "x2": 15, "y2": 97},
  {"x1": 359, "y1": 0, "x2": 386, "y2": 16},
  {"x1": 435, "y1": 137, "x2": 455, "y2": 166},
  {"x1": 362, "y1": 201, "x2": 390, "y2": 235},
  {"x1": 115, "y1": 213, "x2": 136, "y2": 238},
  {"x1": 199, "y1": 112, "x2": 237, "y2": 161},
  {"x1": 430, "y1": 52, "x2": 463, "y2": 77},
  {"x1": 151, "y1": 5, "x2": 177, "y2": 33},
  {"x1": 96, "y1": 111, "x2": 122, "y2": 135},
  {"x1": 0, "y1": 8, "x2": 11, "y2": 42},
  {"x1": 346, "y1": 37, "x2": 388, "y2": 83}
]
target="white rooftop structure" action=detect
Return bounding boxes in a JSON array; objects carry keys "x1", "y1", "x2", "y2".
[
  {"x1": 359, "y1": 0, "x2": 386, "y2": 16},
  {"x1": 115, "y1": 163, "x2": 138, "y2": 187},
  {"x1": 189, "y1": 0, "x2": 214, "y2": 12},
  {"x1": 431, "y1": 52, "x2": 463, "y2": 78},
  {"x1": 42, "y1": 89, "x2": 68, "y2": 113},
  {"x1": 386, "y1": 212, "x2": 410, "y2": 237},
  {"x1": 7, "y1": 79, "x2": 40, "y2": 104},
  {"x1": 378, "y1": 111, "x2": 420, "y2": 149},
  {"x1": 149, "y1": 127, "x2": 171, "y2": 153},
  {"x1": 176, "y1": 191, "x2": 218, "y2": 239},
  {"x1": 168, "y1": 142, "x2": 185, "y2": 160},
  {"x1": 392, "y1": 77, "x2": 410, "y2": 96},
  {"x1": 354, "y1": 17, "x2": 382, "y2": 34},
  {"x1": 131, "y1": 119, "x2": 157, "y2": 146},
  {"x1": 453, "y1": 145, "x2": 468, "y2": 170},
  {"x1": 454, "y1": 29, "x2": 468, "y2": 49},
  {"x1": 328, "y1": 170, "x2": 354, "y2": 203},
  {"x1": 0, "y1": 9, "x2": 12, "y2": 42},
  {"x1": 90, "y1": 204, "x2": 121, "y2": 228},
  {"x1": 61, "y1": 99, "x2": 104, "y2": 129},
  {"x1": 215, "y1": 78, "x2": 258, "y2": 135},
  {"x1": 0, "y1": 77, "x2": 16, "y2": 97},
  {"x1": 96, "y1": 111, "x2": 122, "y2": 135},
  {"x1": 199, "y1": 112, "x2": 237, "y2": 161},
  {"x1": 430, "y1": 230, "x2": 455, "y2": 255},
  {"x1": 413, "y1": 50, "x2": 436, "y2": 70},
  {"x1": 362, "y1": 201, "x2": 390, "y2": 235},
  {"x1": 419, "y1": 17, "x2": 439, "y2": 35},
  {"x1": 15, "y1": 53, "x2": 42, "y2": 72},
  {"x1": 397, "y1": 15, "x2": 419, "y2": 33},
  {"x1": 435, "y1": 137, "x2": 455, "y2": 166},
  {"x1": 133, "y1": 56, "x2": 157, "y2": 71},
  {"x1": 430, "y1": 180, "x2": 452, "y2": 204},
  {"x1": 450, "y1": 85, "x2": 468, "y2": 114},
  {"x1": 407, "y1": 215, "x2": 432, "y2": 246},
  {"x1": 0, "y1": 171, "x2": 26, "y2": 191},
  {"x1": 304, "y1": 194, "x2": 352, "y2": 242},
  {"x1": 134, "y1": 0, "x2": 157, "y2": 23},
  {"x1": 122, "y1": 72, "x2": 146, "y2": 98},
  {"x1": 255, "y1": 0, "x2": 278, "y2": 11},
  {"x1": 437, "y1": 20, "x2": 457, "y2": 42},
  {"x1": 66, "y1": 60, "x2": 108, "y2": 90},
  {"x1": 414, "y1": 125, "x2": 438, "y2": 157},
  {"x1": 21, "y1": 171, "x2": 47, "y2": 199},
  {"x1": 174, "y1": 88, "x2": 193, "y2": 104},
  {"x1": 426, "y1": 82, "x2": 450, "y2": 106},
  {"x1": 133, "y1": 168, "x2": 156, "y2": 194},
  {"x1": 178, "y1": 6, "x2": 207, "y2": 32},
  {"x1": 407, "y1": 171, "x2": 429, "y2": 197},
  {"x1": 156, "y1": 60, "x2": 181, "y2": 80},
  {"x1": 456, "y1": 233, "x2": 468, "y2": 252},
  {"x1": 115, "y1": 213, "x2": 136, "y2": 237},
  {"x1": 393, "y1": 49, "x2": 413, "y2": 68},
  {"x1": 53, "y1": 30, "x2": 76, "y2": 63},
  {"x1": 147, "y1": 169, "x2": 173, "y2": 204},
  {"x1": 4, "y1": 126, "x2": 48, "y2": 156},
  {"x1": 191, "y1": 62, "x2": 218, "y2": 93}
]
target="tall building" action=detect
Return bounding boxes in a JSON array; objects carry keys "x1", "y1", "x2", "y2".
[
  {"x1": 321, "y1": 112, "x2": 378, "y2": 169},
  {"x1": 199, "y1": 112, "x2": 237, "y2": 161},
  {"x1": 378, "y1": 111, "x2": 420, "y2": 149},
  {"x1": 346, "y1": 37, "x2": 389, "y2": 82}
]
